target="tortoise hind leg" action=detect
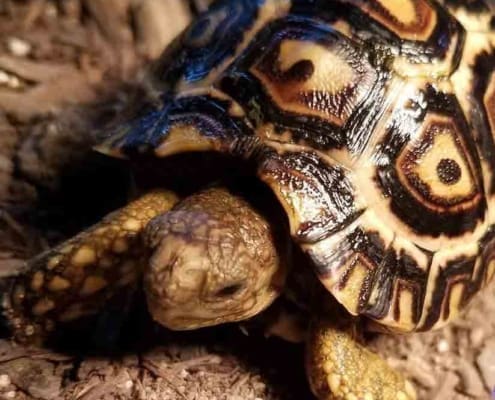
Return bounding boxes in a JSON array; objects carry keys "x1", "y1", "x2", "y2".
[
  {"x1": 306, "y1": 317, "x2": 416, "y2": 400},
  {"x1": 2, "y1": 190, "x2": 178, "y2": 344}
]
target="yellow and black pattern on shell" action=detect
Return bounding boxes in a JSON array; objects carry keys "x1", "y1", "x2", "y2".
[
  {"x1": 218, "y1": 15, "x2": 387, "y2": 158},
  {"x1": 149, "y1": 0, "x2": 291, "y2": 92},
  {"x1": 98, "y1": 0, "x2": 495, "y2": 332}
]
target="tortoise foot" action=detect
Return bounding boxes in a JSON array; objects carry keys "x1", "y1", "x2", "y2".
[{"x1": 306, "y1": 317, "x2": 416, "y2": 400}]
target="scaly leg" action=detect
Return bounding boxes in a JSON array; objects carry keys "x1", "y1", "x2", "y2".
[
  {"x1": 306, "y1": 317, "x2": 416, "y2": 400},
  {"x1": 2, "y1": 190, "x2": 178, "y2": 344}
]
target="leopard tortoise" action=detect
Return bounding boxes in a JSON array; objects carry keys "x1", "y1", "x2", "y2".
[{"x1": 3, "y1": 1, "x2": 495, "y2": 399}]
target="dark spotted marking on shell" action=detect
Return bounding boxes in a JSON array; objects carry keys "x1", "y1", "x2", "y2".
[
  {"x1": 437, "y1": 158, "x2": 462, "y2": 185},
  {"x1": 285, "y1": 59, "x2": 315, "y2": 82}
]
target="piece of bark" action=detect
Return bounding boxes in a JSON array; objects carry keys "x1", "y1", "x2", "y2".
[
  {"x1": 431, "y1": 371, "x2": 460, "y2": 400},
  {"x1": 0, "y1": 358, "x2": 62, "y2": 400},
  {"x1": 83, "y1": 0, "x2": 132, "y2": 45},
  {"x1": 0, "y1": 258, "x2": 24, "y2": 278},
  {"x1": 0, "y1": 119, "x2": 17, "y2": 202},
  {"x1": 58, "y1": 0, "x2": 83, "y2": 22},
  {"x1": 456, "y1": 357, "x2": 486, "y2": 397},
  {"x1": 83, "y1": 0, "x2": 136, "y2": 77},
  {"x1": 22, "y1": 0, "x2": 47, "y2": 29},
  {"x1": 133, "y1": 0, "x2": 191, "y2": 59},
  {"x1": 0, "y1": 55, "x2": 78, "y2": 83},
  {"x1": 388, "y1": 356, "x2": 437, "y2": 389},
  {"x1": 6, "y1": 37, "x2": 32, "y2": 58},
  {"x1": 0, "y1": 71, "x2": 97, "y2": 121},
  {"x1": 477, "y1": 339, "x2": 495, "y2": 391}
]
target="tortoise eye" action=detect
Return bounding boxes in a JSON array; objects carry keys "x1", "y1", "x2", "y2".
[{"x1": 214, "y1": 283, "x2": 245, "y2": 297}]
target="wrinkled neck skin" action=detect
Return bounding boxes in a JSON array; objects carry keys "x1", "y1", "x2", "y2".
[{"x1": 142, "y1": 187, "x2": 289, "y2": 330}]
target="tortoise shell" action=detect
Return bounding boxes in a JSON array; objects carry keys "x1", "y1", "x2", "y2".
[{"x1": 99, "y1": 0, "x2": 495, "y2": 332}]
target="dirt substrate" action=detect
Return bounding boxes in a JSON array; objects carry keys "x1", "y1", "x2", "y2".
[{"x1": 0, "y1": 1, "x2": 493, "y2": 399}]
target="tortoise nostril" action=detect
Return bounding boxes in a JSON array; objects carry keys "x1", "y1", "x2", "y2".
[{"x1": 214, "y1": 283, "x2": 245, "y2": 297}]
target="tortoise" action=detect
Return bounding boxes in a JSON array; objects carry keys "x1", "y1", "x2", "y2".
[{"x1": 3, "y1": 0, "x2": 495, "y2": 399}]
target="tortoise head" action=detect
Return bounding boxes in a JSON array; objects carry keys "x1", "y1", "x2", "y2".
[{"x1": 142, "y1": 188, "x2": 288, "y2": 330}]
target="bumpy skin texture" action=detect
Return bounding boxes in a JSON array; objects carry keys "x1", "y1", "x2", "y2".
[
  {"x1": 4, "y1": 191, "x2": 179, "y2": 343},
  {"x1": 101, "y1": 0, "x2": 495, "y2": 334},
  {"x1": 3, "y1": 187, "x2": 288, "y2": 341},
  {"x1": 143, "y1": 188, "x2": 288, "y2": 330},
  {"x1": 307, "y1": 318, "x2": 416, "y2": 400}
]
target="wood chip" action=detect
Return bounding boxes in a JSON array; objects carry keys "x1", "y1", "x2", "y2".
[
  {"x1": 0, "y1": 55, "x2": 78, "y2": 83},
  {"x1": 0, "y1": 71, "x2": 97, "y2": 121},
  {"x1": 142, "y1": 359, "x2": 188, "y2": 400},
  {"x1": 74, "y1": 370, "x2": 133, "y2": 400},
  {"x1": 0, "y1": 258, "x2": 24, "y2": 277},
  {"x1": 59, "y1": 0, "x2": 82, "y2": 21},
  {"x1": 0, "y1": 374, "x2": 11, "y2": 389},
  {"x1": 477, "y1": 339, "x2": 495, "y2": 390},
  {"x1": 133, "y1": 0, "x2": 191, "y2": 59},
  {"x1": 0, "y1": 358, "x2": 62, "y2": 400},
  {"x1": 83, "y1": 0, "x2": 132, "y2": 45},
  {"x1": 456, "y1": 357, "x2": 485, "y2": 397},
  {"x1": 6, "y1": 37, "x2": 31, "y2": 57},
  {"x1": 83, "y1": 0, "x2": 136, "y2": 77},
  {"x1": 388, "y1": 356, "x2": 437, "y2": 389},
  {"x1": 431, "y1": 371, "x2": 460, "y2": 400},
  {"x1": 22, "y1": 0, "x2": 47, "y2": 29}
]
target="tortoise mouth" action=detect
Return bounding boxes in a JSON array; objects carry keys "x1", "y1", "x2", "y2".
[{"x1": 144, "y1": 287, "x2": 279, "y2": 331}]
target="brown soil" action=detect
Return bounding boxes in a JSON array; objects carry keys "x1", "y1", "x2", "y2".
[{"x1": 0, "y1": 1, "x2": 493, "y2": 399}]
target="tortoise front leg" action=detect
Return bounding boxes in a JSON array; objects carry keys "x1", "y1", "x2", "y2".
[
  {"x1": 2, "y1": 190, "x2": 179, "y2": 344},
  {"x1": 306, "y1": 317, "x2": 416, "y2": 400}
]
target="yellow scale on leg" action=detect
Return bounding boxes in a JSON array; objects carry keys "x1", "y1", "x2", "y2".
[
  {"x1": 4, "y1": 190, "x2": 179, "y2": 343},
  {"x1": 306, "y1": 317, "x2": 417, "y2": 400}
]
